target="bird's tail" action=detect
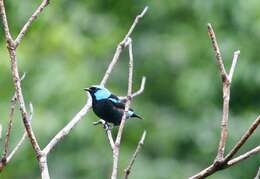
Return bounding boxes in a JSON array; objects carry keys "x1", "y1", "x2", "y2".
[{"x1": 132, "y1": 113, "x2": 143, "y2": 119}]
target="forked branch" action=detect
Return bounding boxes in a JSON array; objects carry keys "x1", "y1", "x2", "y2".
[
  {"x1": 0, "y1": 0, "x2": 49, "y2": 177},
  {"x1": 100, "y1": 6, "x2": 148, "y2": 86},
  {"x1": 1, "y1": 1, "x2": 147, "y2": 178},
  {"x1": 44, "y1": 6, "x2": 148, "y2": 179},
  {"x1": 0, "y1": 101, "x2": 33, "y2": 172},
  {"x1": 15, "y1": 0, "x2": 49, "y2": 47},
  {"x1": 189, "y1": 24, "x2": 259, "y2": 179}
]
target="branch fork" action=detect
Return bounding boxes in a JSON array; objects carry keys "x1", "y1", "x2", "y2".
[
  {"x1": 189, "y1": 24, "x2": 259, "y2": 179},
  {"x1": 1, "y1": 1, "x2": 148, "y2": 178}
]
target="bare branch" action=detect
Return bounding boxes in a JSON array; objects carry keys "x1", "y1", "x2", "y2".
[
  {"x1": 189, "y1": 116, "x2": 260, "y2": 179},
  {"x1": 208, "y1": 23, "x2": 233, "y2": 161},
  {"x1": 225, "y1": 116, "x2": 260, "y2": 161},
  {"x1": 1, "y1": 2, "x2": 147, "y2": 178},
  {"x1": 1, "y1": 0, "x2": 42, "y2": 161},
  {"x1": 39, "y1": 154, "x2": 49, "y2": 179},
  {"x1": 6, "y1": 132, "x2": 26, "y2": 163},
  {"x1": 1, "y1": 0, "x2": 44, "y2": 174},
  {"x1": 100, "y1": 44, "x2": 123, "y2": 86},
  {"x1": 189, "y1": 164, "x2": 215, "y2": 179},
  {"x1": 93, "y1": 119, "x2": 115, "y2": 149},
  {"x1": 189, "y1": 24, "x2": 259, "y2": 179},
  {"x1": 20, "y1": 72, "x2": 27, "y2": 81},
  {"x1": 9, "y1": 46, "x2": 42, "y2": 158},
  {"x1": 0, "y1": 0, "x2": 14, "y2": 45},
  {"x1": 100, "y1": 6, "x2": 148, "y2": 86},
  {"x1": 1, "y1": 96, "x2": 17, "y2": 162},
  {"x1": 131, "y1": 76, "x2": 146, "y2": 98},
  {"x1": 14, "y1": 0, "x2": 49, "y2": 47},
  {"x1": 44, "y1": 6, "x2": 148, "y2": 157},
  {"x1": 7, "y1": 101, "x2": 34, "y2": 163},
  {"x1": 1, "y1": 73, "x2": 26, "y2": 166},
  {"x1": 2, "y1": 0, "x2": 49, "y2": 176},
  {"x1": 43, "y1": 96, "x2": 92, "y2": 154},
  {"x1": 255, "y1": 167, "x2": 260, "y2": 179},
  {"x1": 124, "y1": 130, "x2": 146, "y2": 179},
  {"x1": 0, "y1": 101, "x2": 33, "y2": 172},
  {"x1": 207, "y1": 23, "x2": 228, "y2": 82},
  {"x1": 111, "y1": 38, "x2": 134, "y2": 179},
  {"x1": 123, "y1": 6, "x2": 148, "y2": 43},
  {"x1": 106, "y1": 129, "x2": 115, "y2": 149},
  {"x1": 228, "y1": 50, "x2": 240, "y2": 82},
  {"x1": 120, "y1": 76, "x2": 146, "y2": 102},
  {"x1": 116, "y1": 39, "x2": 134, "y2": 137},
  {"x1": 227, "y1": 146, "x2": 260, "y2": 167}
]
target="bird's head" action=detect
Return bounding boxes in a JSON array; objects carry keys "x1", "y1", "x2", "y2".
[{"x1": 84, "y1": 85, "x2": 111, "y2": 101}]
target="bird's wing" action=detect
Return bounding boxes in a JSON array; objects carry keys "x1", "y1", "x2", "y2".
[
  {"x1": 108, "y1": 94, "x2": 125, "y2": 109},
  {"x1": 108, "y1": 94, "x2": 137, "y2": 118}
]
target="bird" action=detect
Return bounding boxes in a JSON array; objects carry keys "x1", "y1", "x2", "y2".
[{"x1": 84, "y1": 85, "x2": 142, "y2": 128}]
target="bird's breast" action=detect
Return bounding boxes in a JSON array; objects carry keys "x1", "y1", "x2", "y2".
[{"x1": 92, "y1": 99, "x2": 123, "y2": 125}]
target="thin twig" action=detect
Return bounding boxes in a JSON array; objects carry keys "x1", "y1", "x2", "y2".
[
  {"x1": 227, "y1": 146, "x2": 260, "y2": 167},
  {"x1": 7, "y1": 102, "x2": 34, "y2": 162},
  {"x1": 207, "y1": 23, "x2": 228, "y2": 82},
  {"x1": 225, "y1": 116, "x2": 260, "y2": 161},
  {"x1": 1, "y1": 1, "x2": 147, "y2": 178},
  {"x1": 131, "y1": 76, "x2": 146, "y2": 98},
  {"x1": 43, "y1": 6, "x2": 148, "y2": 156},
  {"x1": 0, "y1": 0, "x2": 13, "y2": 44},
  {"x1": 105, "y1": 8, "x2": 148, "y2": 177},
  {"x1": 1, "y1": 96, "x2": 17, "y2": 163},
  {"x1": 189, "y1": 116, "x2": 260, "y2": 179},
  {"x1": 1, "y1": 73, "x2": 26, "y2": 162},
  {"x1": 43, "y1": 95, "x2": 92, "y2": 154},
  {"x1": 228, "y1": 50, "x2": 240, "y2": 82},
  {"x1": 14, "y1": 0, "x2": 49, "y2": 47},
  {"x1": 0, "y1": 101, "x2": 33, "y2": 172},
  {"x1": 208, "y1": 23, "x2": 233, "y2": 161},
  {"x1": 254, "y1": 167, "x2": 260, "y2": 179},
  {"x1": 1, "y1": 0, "x2": 49, "y2": 177},
  {"x1": 100, "y1": 42, "x2": 123, "y2": 86},
  {"x1": 124, "y1": 130, "x2": 146, "y2": 179},
  {"x1": 189, "y1": 24, "x2": 258, "y2": 179},
  {"x1": 120, "y1": 76, "x2": 146, "y2": 102},
  {"x1": 1, "y1": 0, "x2": 42, "y2": 157},
  {"x1": 106, "y1": 129, "x2": 115, "y2": 149},
  {"x1": 9, "y1": 41, "x2": 42, "y2": 158},
  {"x1": 111, "y1": 38, "x2": 134, "y2": 179},
  {"x1": 100, "y1": 6, "x2": 148, "y2": 86},
  {"x1": 92, "y1": 120, "x2": 115, "y2": 149},
  {"x1": 6, "y1": 132, "x2": 26, "y2": 163},
  {"x1": 123, "y1": 6, "x2": 148, "y2": 43}
]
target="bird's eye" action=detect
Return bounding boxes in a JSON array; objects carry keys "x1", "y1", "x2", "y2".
[{"x1": 90, "y1": 87, "x2": 98, "y2": 92}]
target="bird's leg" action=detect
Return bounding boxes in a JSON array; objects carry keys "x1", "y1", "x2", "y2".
[
  {"x1": 103, "y1": 122, "x2": 110, "y2": 130},
  {"x1": 93, "y1": 119, "x2": 113, "y2": 130},
  {"x1": 103, "y1": 122, "x2": 113, "y2": 130}
]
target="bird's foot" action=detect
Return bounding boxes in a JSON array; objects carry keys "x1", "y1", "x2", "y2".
[
  {"x1": 93, "y1": 120, "x2": 113, "y2": 130},
  {"x1": 103, "y1": 122, "x2": 113, "y2": 130}
]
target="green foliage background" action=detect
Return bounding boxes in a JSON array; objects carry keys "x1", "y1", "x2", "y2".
[{"x1": 1, "y1": 0, "x2": 260, "y2": 178}]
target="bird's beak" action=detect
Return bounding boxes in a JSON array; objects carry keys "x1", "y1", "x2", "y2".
[{"x1": 84, "y1": 88, "x2": 90, "y2": 92}]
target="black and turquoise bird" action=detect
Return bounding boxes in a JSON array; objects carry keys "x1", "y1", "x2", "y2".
[{"x1": 84, "y1": 85, "x2": 142, "y2": 127}]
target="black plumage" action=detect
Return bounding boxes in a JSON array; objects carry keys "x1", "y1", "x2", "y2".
[{"x1": 85, "y1": 86, "x2": 142, "y2": 126}]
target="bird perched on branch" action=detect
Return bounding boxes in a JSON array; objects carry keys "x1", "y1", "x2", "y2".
[{"x1": 84, "y1": 85, "x2": 142, "y2": 129}]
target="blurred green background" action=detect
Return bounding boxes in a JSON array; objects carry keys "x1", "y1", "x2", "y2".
[{"x1": 1, "y1": 0, "x2": 260, "y2": 178}]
